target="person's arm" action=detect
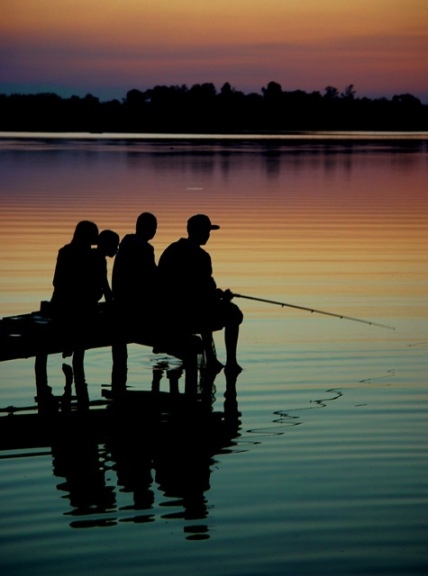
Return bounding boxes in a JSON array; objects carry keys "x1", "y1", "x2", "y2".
[
  {"x1": 102, "y1": 277, "x2": 113, "y2": 302},
  {"x1": 52, "y1": 247, "x2": 67, "y2": 288},
  {"x1": 103, "y1": 256, "x2": 114, "y2": 302}
]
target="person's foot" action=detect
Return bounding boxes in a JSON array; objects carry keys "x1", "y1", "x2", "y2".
[{"x1": 224, "y1": 361, "x2": 242, "y2": 375}]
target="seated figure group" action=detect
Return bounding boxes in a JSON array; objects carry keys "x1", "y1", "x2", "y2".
[{"x1": 49, "y1": 213, "x2": 243, "y2": 404}]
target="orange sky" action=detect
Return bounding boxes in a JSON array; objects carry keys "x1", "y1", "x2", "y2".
[{"x1": 1, "y1": 0, "x2": 428, "y2": 101}]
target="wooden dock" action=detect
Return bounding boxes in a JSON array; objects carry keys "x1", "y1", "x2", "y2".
[{"x1": 0, "y1": 302, "x2": 204, "y2": 409}]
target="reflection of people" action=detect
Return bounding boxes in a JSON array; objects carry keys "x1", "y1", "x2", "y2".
[
  {"x1": 111, "y1": 213, "x2": 158, "y2": 393},
  {"x1": 51, "y1": 370, "x2": 241, "y2": 535},
  {"x1": 155, "y1": 368, "x2": 242, "y2": 540},
  {"x1": 51, "y1": 418, "x2": 115, "y2": 522},
  {"x1": 158, "y1": 214, "x2": 243, "y2": 372}
]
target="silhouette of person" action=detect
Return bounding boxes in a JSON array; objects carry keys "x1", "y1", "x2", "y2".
[
  {"x1": 55, "y1": 228, "x2": 120, "y2": 409},
  {"x1": 111, "y1": 212, "x2": 158, "y2": 393},
  {"x1": 158, "y1": 214, "x2": 243, "y2": 372},
  {"x1": 49, "y1": 220, "x2": 104, "y2": 408},
  {"x1": 51, "y1": 220, "x2": 99, "y2": 315}
]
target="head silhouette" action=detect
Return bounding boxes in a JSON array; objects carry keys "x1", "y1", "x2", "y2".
[
  {"x1": 72, "y1": 221, "x2": 99, "y2": 246},
  {"x1": 136, "y1": 212, "x2": 157, "y2": 241},
  {"x1": 98, "y1": 230, "x2": 120, "y2": 257},
  {"x1": 187, "y1": 214, "x2": 220, "y2": 245}
]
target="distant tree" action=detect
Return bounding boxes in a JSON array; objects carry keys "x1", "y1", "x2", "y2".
[
  {"x1": 262, "y1": 81, "x2": 283, "y2": 99},
  {"x1": 392, "y1": 93, "x2": 421, "y2": 107},
  {"x1": 324, "y1": 86, "x2": 340, "y2": 99},
  {"x1": 220, "y1": 82, "x2": 234, "y2": 96},
  {"x1": 188, "y1": 83, "x2": 217, "y2": 101},
  {"x1": 391, "y1": 93, "x2": 423, "y2": 130},
  {"x1": 341, "y1": 84, "x2": 356, "y2": 100},
  {"x1": 216, "y1": 82, "x2": 248, "y2": 131},
  {"x1": 83, "y1": 93, "x2": 99, "y2": 105},
  {"x1": 125, "y1": 88, "x2": 146, "y2": 105}
]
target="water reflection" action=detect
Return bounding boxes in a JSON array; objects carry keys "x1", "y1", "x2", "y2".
[
  {"x1": 0, "y1": 362, "x2": 349, "y2": 541},
  {"x1": 0, "y1": 368, "x2": 241, "y2": 540},
  {"x1": 52, "y1": 420, "x2": 116, "y2": 526}
]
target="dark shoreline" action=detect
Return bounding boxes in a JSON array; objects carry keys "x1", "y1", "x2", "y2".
[{"x1": 1, "y1": 83, "x2": 428, "y2": 133}]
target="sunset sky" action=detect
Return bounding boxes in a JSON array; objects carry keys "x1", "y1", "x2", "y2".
[{"x1": 1, "y1": 0, "x2": 428, "y2": 102}]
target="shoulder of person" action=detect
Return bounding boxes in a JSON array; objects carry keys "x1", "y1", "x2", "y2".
[
  {"x1": 57, "y1": 242, "x2": 76, "y2": 259},
  {"x1": 58, "y1": 242, "x2": 71, "y2": 253},
  {"x1": 117, "y1": 233, "x2": 136, "y2": 249},
  {"x1": 162, "y1": 238, "x2": 185, "y2": 254}
]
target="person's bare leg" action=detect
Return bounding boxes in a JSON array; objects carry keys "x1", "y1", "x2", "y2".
[
  {"x1": 35, "y1": 353, "x2": 57, "y2": 413},
  {"x1": 225, "y1": 323, "x2": 242, "y2": 372},
  {"x1": 201, "y1": 331, "x2": 224, "y2": 372}
]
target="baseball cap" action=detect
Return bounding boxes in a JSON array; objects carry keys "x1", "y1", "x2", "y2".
[{"x1": 187, "y1": 214, "x2": 220, "y2": 233}]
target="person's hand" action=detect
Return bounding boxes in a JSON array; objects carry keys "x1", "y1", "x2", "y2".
[{"x1": 223, "y1": 289, "x2": 234, "y2": 301}]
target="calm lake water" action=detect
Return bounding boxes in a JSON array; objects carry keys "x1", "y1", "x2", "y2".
[{"x1": 1, "y1": 133, "x2": 428, "y2": 575}]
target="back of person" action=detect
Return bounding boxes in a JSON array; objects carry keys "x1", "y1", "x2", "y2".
[
  {"x1": 112, "y1": 212, "x2": 158, "y2": 337},
  {"x1": 110, "y1": 213, "x2": 158, "y2": 391},
  {"x1": 112, "y1": 233, "x2": 157, "y2": 305},
  {"x1": 51, "y1": 221, "x2": 99, "y2": 316},
  {"x1": 158, "y1": 237, "x2": 217, "y2": 326}
]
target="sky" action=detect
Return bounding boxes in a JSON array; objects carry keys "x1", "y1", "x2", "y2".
[{"x1": 1, "y1": 0, "x2": 428, "y2": 102}]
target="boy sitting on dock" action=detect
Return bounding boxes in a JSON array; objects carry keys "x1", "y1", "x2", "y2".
[
  {"x1": 158, "y1": 214, "x2": 243, "y2": 373},
  {"x1": 111, "y1": 212, "x2": 158, "y2": 394}
]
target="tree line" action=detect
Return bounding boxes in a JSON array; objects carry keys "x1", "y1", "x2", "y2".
[{"x1": 1, "y1": 81, "x2": 427, "y2": 132}]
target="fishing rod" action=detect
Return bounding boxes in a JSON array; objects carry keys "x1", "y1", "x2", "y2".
[{"x1": 232, "y1": 293, "x2": 395, "y2": 331}]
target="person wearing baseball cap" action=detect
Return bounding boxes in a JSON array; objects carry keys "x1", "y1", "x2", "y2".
[{"x1": 158, "y1": 214, "x2": 243, "y2": 373}]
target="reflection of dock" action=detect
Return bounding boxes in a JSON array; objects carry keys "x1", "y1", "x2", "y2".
[
  {"x1": 0, "y1": 386, "x2": 240, "y2": 452},
  {"x1": 0, "y1": 375, "x2": 241, "y2": 539}
]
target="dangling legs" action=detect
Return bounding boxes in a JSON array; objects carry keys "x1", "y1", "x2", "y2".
[
  {"x1": 61, "y1": 363, "x2": 73, "y2": 412},
  {"x1": 35, "y1": 352, "x2": 57, "y2": 413},
  {"x1": 73, "y1": 348, "x2": 89, "y2": 409},
  {"x1": 223, "y1": 300, "x2": 243, "y2": 372},
  {"x1": 201, "y1": 331, "x2": 224, "y2": 373},
  {"x1": 224, "y1": 322, "x2": 242, "y2": 372}
]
